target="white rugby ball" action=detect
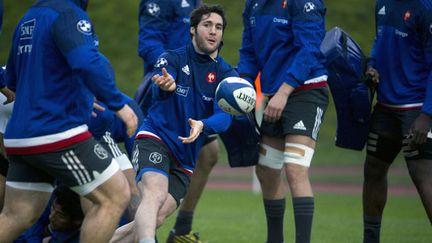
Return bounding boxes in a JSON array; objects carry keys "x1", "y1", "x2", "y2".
[{"x1": 215, "y1": 77, "x2": 256, "y2": 116}]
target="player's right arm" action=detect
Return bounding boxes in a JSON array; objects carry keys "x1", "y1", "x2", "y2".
[
  {"x1": 238, "y1": 1, "x2": 260, "y2": 85},
  {"x1": 138, "y1": 0, "x2": 171, "y2": 67},
  {"x1": 51, "y1": 9, "x2": 137, "y2": 136}
]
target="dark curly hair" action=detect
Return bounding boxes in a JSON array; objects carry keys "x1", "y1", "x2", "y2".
[{"x1": 190, "y1": 4, "x2": 227, "y2": 33}]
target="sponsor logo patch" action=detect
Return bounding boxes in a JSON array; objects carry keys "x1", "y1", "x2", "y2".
[
  {"x1": 147, "y1": 3, "x2": 160, "y2": 16},
  {"x1": 149, "y1": 152, "x2": 163, "y2": 164},
  {"x1": 175, "y1": 85, "x2": 190, "y2": 97},
  {"x1": 304, "y1": 2, "x2": 315, "y2": 13},
  {"x1": 154, "y1": 57, "x2": 168, "y2": 68},
  {"x1": 77, "y1": 20, "x2": 92, "y2": 35},
  {"x1": 94, "y1": 144, "x2": 109, "y2": 160}
]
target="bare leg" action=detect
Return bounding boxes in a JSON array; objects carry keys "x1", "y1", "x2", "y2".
[
  {"x1": 179, "y1": 139, "x2": 218, "y2": 212},
  {"x1": 363, "y1": 155, "x2": 391, "y2": 216},
  {"x1": 0, "y1": 186, "x2": 50, "y2": 242},
  {"x1": 123, "y1": 168, "x2": 140, "y2": 220},
  {"x1": 406, "y1": 159, "x2": 432, "y2": 224},
  {"x1": 80, "y1": 170, "x2": 130, "y2": 243},
  {"x1": 135, "y1": 172, "x2": 168, "y2": 241}
]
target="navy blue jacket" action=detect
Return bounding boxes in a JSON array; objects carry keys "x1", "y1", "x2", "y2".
[
  {"x1": 138, "y1": 0, "x2": 201, "y2": 73},
  {"x1": 4, "y1": 0, "x2": 129, "y2": 155},
  {"x1": 238, "y1": 0, "x2": 328, "y2": 95},
  {"x1": 369, "y1": 0, "x2": 432, "y2": 115},
  {"x1": 137, "y1": 43, "x2": 236, "y2": 173}
]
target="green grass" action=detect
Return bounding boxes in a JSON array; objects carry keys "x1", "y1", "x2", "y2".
[{"x1": 156, "y1": 190, "x2": 431, "y2": 243}]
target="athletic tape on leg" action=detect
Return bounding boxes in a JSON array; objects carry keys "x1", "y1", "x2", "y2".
[
  {"x1": 258, "y1": 144, "x2": 284, "y2": 169},
  {"x1": 284, "y1": 143, "x2": 314, "y2": 168}
]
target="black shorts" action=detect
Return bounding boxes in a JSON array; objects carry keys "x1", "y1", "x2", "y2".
[
  {"x1": 0, "y1": 154, "x2": 8, "y2": 177},
  {"x1": 261, "y1": 87, "x2": 329, "y2": 140},
  {"x1": 367, "y1": 104, "x2": 432, "y2": 162},
  {"x1": 133, "y1": 138, "x2": 191, "y2": 206},
  {"x1": 6, "y1": 138, "x2": 119, "y2": 195},
  {"x1": 203, "y1": 134, "x2": 217, "y2": 146},
  {"x1": 98, "y1": 131, "x2": 132, "y2": 170}
]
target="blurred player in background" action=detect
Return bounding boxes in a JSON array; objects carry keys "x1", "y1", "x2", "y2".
[
  {"x1": 362, "y1": 1, "x2": 432, "y2": 242},
  {"x1": 238, "y1": 1, "x2": 329, "y2": 242}
]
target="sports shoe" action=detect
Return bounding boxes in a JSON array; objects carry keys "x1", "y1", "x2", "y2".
[{"x1": 166, "y1": 229, "x2": 202, "y2": 243}]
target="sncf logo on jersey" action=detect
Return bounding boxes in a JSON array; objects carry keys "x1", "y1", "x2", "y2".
[
  {"x1": 206, "y1": 72, "x2": 216, "y2": 83},
  {"x1": 17, "y1": 19, "x2": 36, "y2": 55},
  {"x1": 20, "y1": 19, "x2": 36, "y2": 40},
  {"x1": 147, "y1": 3, "x2": 161, "y2": 16},
  {"x1": 77, "y1": 20, "x2": 92, "y2": 35},
  {"x1": 303, "y1": 2, "x2": 316, "y2": 13}
]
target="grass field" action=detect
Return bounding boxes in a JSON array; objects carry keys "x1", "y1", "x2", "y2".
[
  {"x1": 2, "y1": 2, "x2": 429, "y2": 241},
  {"x1": 156, "y1": 190, "x2": 431, "y2": 243}
]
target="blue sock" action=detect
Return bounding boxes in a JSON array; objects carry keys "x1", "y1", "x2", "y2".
[
  {"x1": 264, "y1": 198, "x2": 285, "y2": 243},
  {"x1": 173, "y1": 210, "x2": 194, "y2": 235},
  {"x1": 363, "y1": 215, "x2": 381, "y2": 243},
  {"x1": 293, "y1": 197, "x2": 314, "y2": 243}
]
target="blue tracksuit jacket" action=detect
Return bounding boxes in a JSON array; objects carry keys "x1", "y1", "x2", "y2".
[
  {"x1": 138, "y1": 0, "x2": 201, "y2": 74},
  {"x1": 136, "y1": 43, "x2": 236, "y2": 174},
  {"x1": 369, "y1": 0, "x2": 432, "y2": 115},
  {"x1": 238, "y1": 0, "x2": 328, "y2": 95},
  {"x1": 4, "y1": 0, "x2": 129, "y2": 154}
]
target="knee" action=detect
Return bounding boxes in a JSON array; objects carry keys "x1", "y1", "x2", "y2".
[
  {"x1": 2, "y1": 206, "x2": 40, "y2": 230},
  {"x1": 285, "y1": 164, "x2": 309, "y2": 185},
  {"x1": 364, "y1": 157, "x2": 390, "y2": 181},
  {"x1": 255, "y1": 164, "x2": 281, "y2": 183}
]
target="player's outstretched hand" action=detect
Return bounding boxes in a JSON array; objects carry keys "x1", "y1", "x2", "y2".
[
  {"x1": 1, "y1": 87, "x2": 15, "y2": 104},
  {"x1": 178, "y1": 118, "x2": 204, "y2": 144},
  {"x1": 116, "y1": 104, "x2": 138, "y2": 137},
  {"x1": 152, "y1": 68, "x2": 176, "y2": 92}
]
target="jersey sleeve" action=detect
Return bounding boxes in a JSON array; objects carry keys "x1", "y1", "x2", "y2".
[
  {"x1": 420, "y1": 5, "x2": 432, "y2": 115},
  {"x1": 51, "y1": 9, "x2": 128, "y2": 111},
  {"x1": 138, "y1": 0, "x2": 173, "y2": 67},
  {"x1": 151, "y1": 51, "x2": 179, "y2": 99},
  {"x1": 284, "y1": 0, "x2": 327, "y2": 87},
  {"x1": 238, "y1": 1, "x2": 260, "y2": 84}
]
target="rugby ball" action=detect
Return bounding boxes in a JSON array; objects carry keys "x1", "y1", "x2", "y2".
[{"x1": 215, "y1": 77, "x2": 256, "y2": 116}]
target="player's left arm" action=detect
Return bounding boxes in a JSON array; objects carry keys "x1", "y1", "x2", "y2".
[
  {"x1": 410, "y1": 6, "x2": 432, "y2": 146},
  {"x1": 284, "y1": 0, "x2": 327, "y2": 88}
]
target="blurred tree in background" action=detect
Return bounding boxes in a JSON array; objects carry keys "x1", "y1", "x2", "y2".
[{"x1": 0, "y1": 0, "x2": 379, "y2": 165}]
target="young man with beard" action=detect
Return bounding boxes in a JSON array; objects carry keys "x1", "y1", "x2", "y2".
[
  {"x1": 111, "y1": 4, "x2": 236, "y2": 243},
  {"x1": 0, "y1": 0, "x2": 138, "y2": 242},
  {"x1": 136, "y1": 2, "x2": 221, "y2": 241}
]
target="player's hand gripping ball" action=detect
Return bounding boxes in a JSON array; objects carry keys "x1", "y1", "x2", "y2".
[{"x1": 215, "y1": 77, "x2": 256, "y2": 116}]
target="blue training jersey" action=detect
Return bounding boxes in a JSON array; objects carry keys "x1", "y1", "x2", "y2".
[
  {"x1": 4, "y1": 0, "x2": 129, "y2": 155},
  {"x1": 369, "y1": 0, "x2": 432, "y2": 115},
  {"x1": 238, "y1": 0, "x2": 328, "y2": 95},
  {"x1": 136, "y1": 43, "x2": 236, "y2": 173},
  {"x1": 138, "y1": 0, "x2": 201, "y2": 74},
  {"x1": 89, "y1": 98, "x2": 144, "y2": 157}
]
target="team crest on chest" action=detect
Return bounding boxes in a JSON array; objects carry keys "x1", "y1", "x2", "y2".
[{"x1": 206, "y1": 72, "x2": 216, "y2": 83}]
